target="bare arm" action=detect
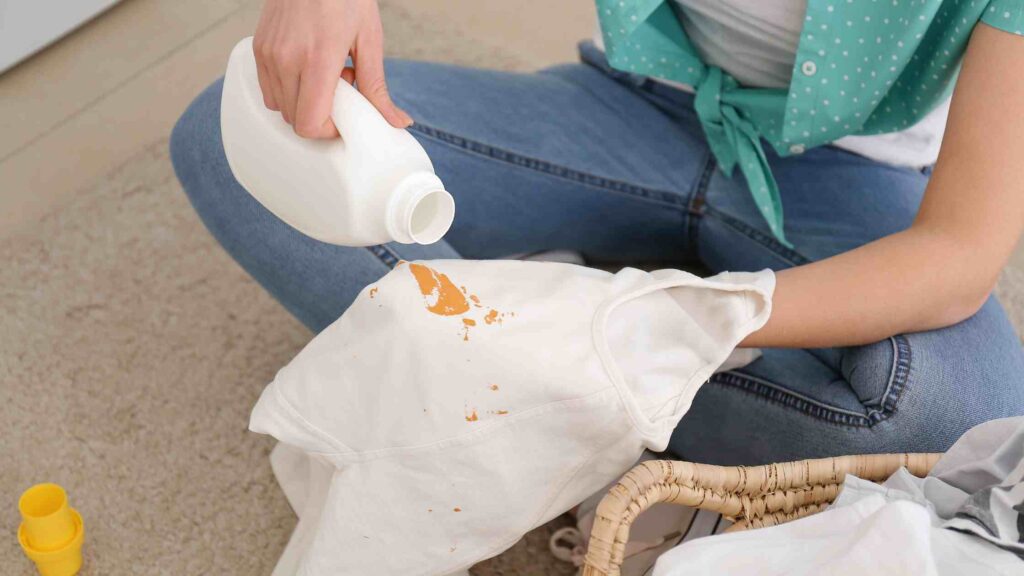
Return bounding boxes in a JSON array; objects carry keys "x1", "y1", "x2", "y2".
[{"x1": 744, "y1": 23, "x2": 1024, "y2": 349}]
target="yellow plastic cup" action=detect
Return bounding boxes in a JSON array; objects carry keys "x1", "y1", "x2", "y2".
[{"x1": 18, "y1": 483, "x2": 84, "y2": 576}]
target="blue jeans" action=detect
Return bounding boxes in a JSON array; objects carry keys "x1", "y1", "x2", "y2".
[{"x1": 170, "y1": 42, "x2": 1024, "y2": 465}]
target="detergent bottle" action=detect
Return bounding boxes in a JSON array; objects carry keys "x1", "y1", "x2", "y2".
[{"x1": 220, "y1": 37, "x2": 455, "y2": 246}]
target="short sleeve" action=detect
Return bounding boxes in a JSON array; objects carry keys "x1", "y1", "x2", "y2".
[{"x1": 982, "y1": 0, "x2": 1024, "y2": 36}]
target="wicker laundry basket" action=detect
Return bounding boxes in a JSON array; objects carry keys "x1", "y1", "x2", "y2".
[{"x1": 581, "y1": 453, "x2": 942, "y2": 576}]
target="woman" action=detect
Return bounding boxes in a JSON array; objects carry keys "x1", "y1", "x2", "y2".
[{"x1": 171, "y1": 0, "x2": 1024, "y2": 465}]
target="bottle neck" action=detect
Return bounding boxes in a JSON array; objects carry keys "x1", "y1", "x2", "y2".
[{"x1": 386, "y1": 172, "x2": 455, "y2": 245}]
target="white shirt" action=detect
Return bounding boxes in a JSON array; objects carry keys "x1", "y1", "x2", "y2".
[{"x1": 249, "y1": 260, "x2": 774, "y2": 575}]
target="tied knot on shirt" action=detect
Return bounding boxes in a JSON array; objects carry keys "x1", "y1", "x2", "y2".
[{"x1": 693, "y1": 66, "x2": 790, "y2": 247}]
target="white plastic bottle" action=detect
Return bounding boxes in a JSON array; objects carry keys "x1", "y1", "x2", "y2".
[{"x1": 220, "y1": 37, "x2": 455, "y2": 246}]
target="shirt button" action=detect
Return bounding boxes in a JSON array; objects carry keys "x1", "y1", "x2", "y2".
[
  {"x1": 789, "y1": 144, "x2": 806, "y2": 154},
  {"x1": 801, "y1": 60, "x2": 817, "y2": 76}
]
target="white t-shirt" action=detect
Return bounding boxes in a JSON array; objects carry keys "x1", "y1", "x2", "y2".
[
  {"x1": 595, "y1": 0, "x2": 948, "y2": 168},
  {"x1": 249, "y1": 260, "x2": 774, "y2": 575}
]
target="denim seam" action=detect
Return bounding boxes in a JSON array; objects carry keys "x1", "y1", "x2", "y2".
[
  {"x1": 364, "y1": 244, "x2": 402, "y2": 268},
  {"x1": 408, "y1": 123, "x2": 689, "y2": 209},
  {"x1": 712, "y1": 335, "x2": 912, "y2": 427},
  {"x1": 870, "y1": 335, "x2": 912, "y2": 421},
  {"x1": 701, "y1": 204, "x2": 812, "y2": 267},
  {"x1": 686, "y1": 154, "x2": 717, "y2": 254}
]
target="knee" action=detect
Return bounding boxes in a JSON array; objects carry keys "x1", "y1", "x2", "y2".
[
  {"x1": 170, "y1": 78, "x2": 226, "y2": 199},
  {"x1": 861, "y1": 297, "x2": 1024, "y2": 451}
]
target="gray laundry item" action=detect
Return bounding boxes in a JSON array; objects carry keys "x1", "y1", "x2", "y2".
[
  {"x1": 926, "y1": 416, "x2": 1024, "y2": 558},
  {"x1": 834, "y1": 416, "x2": 1024, "y2": 569},
  {"x1": 653, "y1": 418, "x2": 1024, "y2": 576}
]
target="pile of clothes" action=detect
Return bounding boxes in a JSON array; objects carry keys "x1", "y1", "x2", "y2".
[{"x1": 654, "y1": 416, "x2": 1024, "y2": 575}]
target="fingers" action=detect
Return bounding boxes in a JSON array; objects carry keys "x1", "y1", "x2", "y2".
[
  {"x1": 353, "y1": 30, "x2": 413, "y2": 128},
  {"x1": 341, "y1": 66, "x2": 356, "y2": 85},
  {"x1": 294, "y1": 56, "x2": 342, "y2": 139},
  {"x1": 252, "y1": 0, "x2": 409, "y2": 137},
  {"x1": 253, "y1": 4, "x2": 280, "y2": 111},
  {"x1": 256, "y1": 58, "x2": 279, "y2": 111},
  {"x1": 276, "y1": 45, "x2": 302, "y2": 126},
  {"x1": 254, "y1": 23, "x2": 289, "y2": 121}
]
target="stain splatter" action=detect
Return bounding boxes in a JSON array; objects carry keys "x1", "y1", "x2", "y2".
[
  {"x1": 495, "y1": 410, "x2": 509, "y2": 415},
  {"x1": 489, "y1": 384, "x2": 499, "y2": 391},
  {"x1": 403, "y1": 263, "x2": 516, "y2": 342},
  {"x1": 460, "y1": 317, "x2": 477, "y2": 341},
  {"x1": 368, "y1": 286, "x2": 378, "y2": 298},
  {"x1": 453, "y1": 507, "x2": 462, "y2": 513},
  {"x1": 409, "y1": 263, "x2": 470, "y2": 316},
  {"x1": 484, "y1": 309, "x2": 509, "y2": 325},
  {"x1": 464, "y1": 409, "x2": 478, "y2": 422},
  {"x1": 427, "y1": 508, "x2": 433, "y2": 513}
]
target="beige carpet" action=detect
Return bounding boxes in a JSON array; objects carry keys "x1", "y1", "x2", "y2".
[
  {"x1": 4, "y1": 3, "x2": 1024, "y2": 575},
  {"x1": 0, "y1": 4, "x2": 575, "y2": 575}
]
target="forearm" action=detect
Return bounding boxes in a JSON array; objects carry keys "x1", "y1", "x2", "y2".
[
  {"x1": 742, "y1": 226, "x2": 991, "y2": 349},
  {"x1": 744, "y1": 23, "x2": 1024, "y2": 350}
]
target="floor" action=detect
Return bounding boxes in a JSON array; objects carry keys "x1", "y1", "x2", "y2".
[
  {"x1": 1, "y1": 2, "x2": 593, "y2": 575},
  {"x1": 4, "y1": 2, "x2": 1024, "y2": 576},
  {"x1": 0, "y1": 0, "x2": 595, "y2": 239}
]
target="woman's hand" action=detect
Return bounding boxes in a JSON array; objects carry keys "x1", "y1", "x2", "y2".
[{"x1": 254, "y1": 0, "x2": 413, "y2": 139}]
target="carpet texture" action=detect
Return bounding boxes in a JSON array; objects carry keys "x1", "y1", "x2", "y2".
[
  {"x1": 3, "y1": 3, "x2": 1023, "y2": 575},
  {"x1": 0, "y1": 3, "x2": 574, "y2": 575}
]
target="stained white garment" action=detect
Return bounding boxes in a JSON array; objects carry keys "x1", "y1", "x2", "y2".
[
  {"x1": 591, "y1": 0, "x2": 949, "y2": 168},
  {"x1": 249, "y1": 260, "x2": 774, "y2": 576}
]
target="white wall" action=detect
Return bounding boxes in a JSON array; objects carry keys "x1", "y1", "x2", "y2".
[{"x1": 0, "y1": 0, "x2": 123, "y2": 73}]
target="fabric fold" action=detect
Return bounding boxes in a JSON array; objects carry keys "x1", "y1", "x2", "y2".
[
  {"x1": 249, "y1": 260, "x2": 774, "y2": 575},
  {"x1": 597, "y1": 0, "x2": 791, "y2": 245}
]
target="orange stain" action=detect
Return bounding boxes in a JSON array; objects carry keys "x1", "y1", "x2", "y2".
[
  {"x1": 368, "y1": 287, "x2": 378, "y2": 299},
  {"x1": 495, "y1": 410, "x2": 509, "y2": 415},
  {"x1": 453, "y1": 507, "x2": 462, "y2": 512},
  {"x1": 489, "y1": 384, "x2": 499, "y2": 391},
  {"x1": 465, "y1": 409, "x2": 478, "y2": 422},
  {"x1": 461, "y1": 318, "x2": 477, "y2": 341},
  {"x1": 484, "y1": 309, "x2": 503, "y2": 325},
  {"x1": 409, "y1": 263, "x2": 470, "y2": 316}
]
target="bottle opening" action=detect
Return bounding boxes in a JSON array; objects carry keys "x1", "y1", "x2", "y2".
[{"x1": 408, "y1": 189, "x2": 455, "y2": 245}]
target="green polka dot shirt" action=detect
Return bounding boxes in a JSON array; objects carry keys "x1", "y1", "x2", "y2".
[{"x1": 595, "y1": 0, "x2": 1024, "y2": 245}]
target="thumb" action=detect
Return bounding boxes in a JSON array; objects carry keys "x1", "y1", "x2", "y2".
[{"x1": 353, "y1": 37, "x2": 413, "y2": 128}]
